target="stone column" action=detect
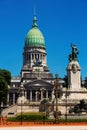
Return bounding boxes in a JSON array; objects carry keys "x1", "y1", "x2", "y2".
[
  {"x1": 34, "y1": 54, "x2": 35, "y2": 60},
  {"x1": 41, "y1": 90, "x2": 43, "y2": 99},
  {"x1": 25, "y1": 91, "x2": 27, "y2": 99},
  {"x1": 30, "y1": 53, "x2": 32, "y2": 67},
  {"x1": 13, "y1": 93, "x2": 15, "y2": 104},
  {"x1": 28, "y1": 53, "x2": 30, "y2": 63},
  {"x1": 40, "y1": 54, "x2": 41, "y2": 60},
  {"x1": 46, "y1": 90, "x2": 48, "y2": 99},
  {"x1": 52, "y1": 89, "x2": 55, "y2": 100},
  {"x1": 31, "y1": 53, "x2": 32, "y2": 61},
  {"x1": 36, "y1": 91, "x2": 38, "y2": 101},
  {"x1": 30, "y1": 90, "x2": 32, "y2": 101},
  {"x1": 7, "y1": 93, "x2": 9, "y2": 106}
]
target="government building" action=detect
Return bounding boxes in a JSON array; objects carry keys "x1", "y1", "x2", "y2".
[
  {"x1": 2, "y1": 14, "x2": 87, "y2": 117},
  {"x1": 7, "y1": 15, "x2": 61, "y2": 106}
]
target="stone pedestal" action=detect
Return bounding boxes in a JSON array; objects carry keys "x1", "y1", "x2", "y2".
[
  {"x1": 17, "y1": 96, "x2": 29, "y2": 113},
  {"x1": 17, "y1": 96, "x2": 28, "y2": 105},
  {"x1": 67, "y1": 61, "x2": 81, "y2": 90}
]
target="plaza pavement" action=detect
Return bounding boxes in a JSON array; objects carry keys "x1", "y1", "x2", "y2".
[{"x1": 0, "y1": 126, "x2": 87, "y2": 130}]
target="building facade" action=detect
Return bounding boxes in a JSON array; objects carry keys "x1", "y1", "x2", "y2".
[
  {"x1": 8, "y1": 15, "x2": 58, "y2": 106},
  {"x1": 2, "y1": 14, "x2": 87, "y2": 118}
]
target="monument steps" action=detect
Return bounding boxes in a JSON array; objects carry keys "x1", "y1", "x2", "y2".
[{"x1": 2, "y1": 104, "x2": 17, "y2": 117}]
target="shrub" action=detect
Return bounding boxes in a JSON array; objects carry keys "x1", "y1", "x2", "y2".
[{"x1": 8, "y1": 112, "x2": 48, "y2": 122}]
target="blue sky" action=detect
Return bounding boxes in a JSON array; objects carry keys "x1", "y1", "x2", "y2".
[{"x1": 0, "y1": 0, "x2": 87, "y2": 79}]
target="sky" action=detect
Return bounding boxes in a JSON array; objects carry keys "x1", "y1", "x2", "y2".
[{"x1": 0, "y1": 0, "x2": 87, "y2": 79}]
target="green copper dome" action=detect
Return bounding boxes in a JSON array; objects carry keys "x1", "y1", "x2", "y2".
[{"x1": 25, "y1": 16, "x2": 45, "y2": 48}]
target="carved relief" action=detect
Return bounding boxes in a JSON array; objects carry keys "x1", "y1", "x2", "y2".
[{"x1": 72, "y1": 64, "x2": 78, "y2": 73}]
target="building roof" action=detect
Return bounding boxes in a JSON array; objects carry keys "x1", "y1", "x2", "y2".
[{"x1": 25, "y1": 16, "x2": 45, "y2": 48}]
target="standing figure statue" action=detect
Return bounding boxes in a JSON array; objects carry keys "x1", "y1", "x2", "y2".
[
  {"x1": 68, "y1": 44, "x2": 79, "y2": 62},
  {"x1": 19, "y1": 84, "x2": 25, "y2": 97}
]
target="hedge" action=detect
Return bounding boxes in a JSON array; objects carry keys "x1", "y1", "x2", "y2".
[{"x1": 8, "y1": 112, "x2": 48, "y2": 122}]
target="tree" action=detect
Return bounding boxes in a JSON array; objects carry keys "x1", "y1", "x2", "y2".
[
  {"x1": 0, "y1": 69, "x2": 11, "y2": 85},
  {"x1": 0, "y1": 76, "x2": 8, "y2": 103},
  {"x1": 0, "y1": 69, "x2": 11, "y2": 113}
]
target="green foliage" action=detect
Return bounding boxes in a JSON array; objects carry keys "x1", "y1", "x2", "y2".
[
  {"x1": 0, "y1": 69, "x2": 11, "y2": 106},
  {"x1": 8, "y1": 115, "x2": 87, "y2": 123},
  {"x1": 0, "y1": 69, "x2": 11, "y2": 85},
  {"x1": 8, "y1": 112, "x2": 48, "y2": 122},
  {"x1": 69, "y1": 99, "x2": 87, "y2": 114},
  {"x1": 59, "y1": 118, "x2": 87, "y2": 123},
  {"x1": 0, "y1": 76, "x2": 8, "y2": 103}
]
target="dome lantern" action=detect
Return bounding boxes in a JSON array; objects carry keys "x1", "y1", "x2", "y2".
[{"x1": 32, "y1": 16, "x2": 38, "y2": 28}]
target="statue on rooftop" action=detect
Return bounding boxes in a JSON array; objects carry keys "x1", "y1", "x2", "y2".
[{"x1": 68, "y1": 44, "x2": 79, "y2": 62}]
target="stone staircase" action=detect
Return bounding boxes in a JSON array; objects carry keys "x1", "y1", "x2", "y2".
[
  {"x1": 2, "y1": 104, "x2": 17, "y2": 117},
  {"x1": 2, "y1": 104, "x2": 39, "y2": 117}
]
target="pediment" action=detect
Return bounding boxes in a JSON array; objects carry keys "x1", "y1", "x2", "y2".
[{"x1": 24, "y1": 79, "x2": 53, "y2": 89}]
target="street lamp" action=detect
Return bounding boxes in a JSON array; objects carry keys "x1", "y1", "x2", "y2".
[
  {"x1": 21, "y1": 100, "x2": 23, "y2": 125},
  {"x1": 65, "y1": 88, "x2": 67, "y2": 123},
  {"x1": 0, "y1": 104, "x2": 1, "y2": 125},
  {"x1": 0, "y1": 102, "x2": 3, "y2": 125},
  {"x1": 54, "y1": 74, "x2": 59, "y2": 124}
]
